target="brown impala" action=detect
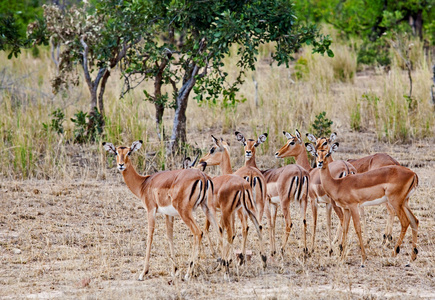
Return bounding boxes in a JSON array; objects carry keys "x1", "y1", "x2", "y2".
[{"x1": 103, "y1": 141, "x2": 221, "y2": 280}]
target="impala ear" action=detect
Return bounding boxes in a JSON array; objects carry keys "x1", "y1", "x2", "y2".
[
  {"x1": 254, "y1": 133, "x2": 268, "y2": 147},
  {"x1": 305, "y1": 143, "x2": 317, "y2": 157},
  {"x1": 128, "y1": 140, "x2": 143, "y2": 155},
  {"x1": 295, "y1": 129, "x2": 302, "y2": 143},
  {"x1": 306, "y1": 133, "x2": 317, "y2": 143},
  {"x1": 283, "y1": 131, "x2": 292, "y2": 140},
  {"x1": 211, "y1": 135, "x2": 219, "y2": 145},
  {"x1": 103, "y1": 142, "x2": 117, "y2": 155},
  {"x1": 235, "y1": 131, "x2": 246, "y2": 145},
  {"x1": 183, "y1": 157, "x2": 192, "y2": 169},
  {"x1": 329, "y1": 132, "x2": 337, "y2": 143},
  {"x1": 326, "y1": 142, "x2": 339, "y2": 157},
  {"x1": 212, "y1": 135, "x2": 224, "y2": 148}
]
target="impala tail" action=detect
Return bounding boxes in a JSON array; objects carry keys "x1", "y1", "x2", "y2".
[{"x1": 405, "y1": 173, "x2": 419, "y2": 200}]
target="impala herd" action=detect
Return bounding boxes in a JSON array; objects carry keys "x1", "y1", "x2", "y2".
[{"x1": 103, "y1": 130, "x2": 419, "y2": 280}]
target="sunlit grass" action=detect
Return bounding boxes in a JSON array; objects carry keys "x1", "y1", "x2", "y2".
[{"x1": 0, "y1": 28, "x2": 433, "y2": 178}]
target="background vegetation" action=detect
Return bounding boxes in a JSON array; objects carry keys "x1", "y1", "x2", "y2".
[{"x1": 0, "y1": 0, "x2": 434, "y2": 179}]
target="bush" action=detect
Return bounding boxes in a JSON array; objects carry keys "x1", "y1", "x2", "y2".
[
  {"x1": 311, "y1": 111, "x2": 333, "y2": 138},
  {"x1": 70, "y1": 108, "x2": 104, "y2": 144},
  {"x1": 43, "y1": 108, "x2": 65, "y2": 135}
]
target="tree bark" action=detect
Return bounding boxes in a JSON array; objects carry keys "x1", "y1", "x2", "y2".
[
  {"x1": 98, "y1": 69, "x2": 111, "y2": 117},
  {"x1": 167, "y1": 64, "x2": 200, "y2": 153},
  {"x1": 414, "y1": 10, "x2": 423, "y2": 40},
  {"x1": 154, "y1": 56, "x2": 170, "y2": 140},
  {"x1": 155, "y1": 103, "x2": 165, "y2": 140}
]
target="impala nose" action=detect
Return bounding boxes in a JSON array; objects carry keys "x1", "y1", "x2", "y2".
[
  {"x1": 275, "y1": 152, "x2": 279, "y2": 158},
  {"x1": 317, "y1": 161, "x2": 323, "y2": 169},
  {"x1": 118, "y1": 163, "x2": 125, "y2": 171}
]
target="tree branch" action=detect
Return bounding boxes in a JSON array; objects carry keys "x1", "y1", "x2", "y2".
[{"x1": 80, "y1": 37, "x2": 93, "y2": 90}]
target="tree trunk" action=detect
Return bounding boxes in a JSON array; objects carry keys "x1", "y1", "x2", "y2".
[
  {"x1": 98, "y1": 69, "x2": 111, "y2": 117},
  {"x1": 414, "y1": 10, "x2": 423, "y2": 40},
  {"x1": 155, "y1": 103, "x2": 165, "y2": 140},
  {"x1": 154, "y1": 57, "x2": 169, "y2": 140},
  {"x1": 167, "y1": 65, "x2": 200, "y2": 153}
]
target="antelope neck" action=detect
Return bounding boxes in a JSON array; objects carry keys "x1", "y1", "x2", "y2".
[
  {"x1": 318, "y1": 161, "x2": 338, "y2": 194},
  {"x1": 293, "y1": 145, "x2": 312, "y2": 172},
  {"x1": 121, "y1": 162, "x2": 149, "y2": 199},
  {"x1": 244, "y1": 154, "x2": 258, "y2": 169},
  {"x1": 220, "y1": 148, "x2": 234, "y2": 175}
]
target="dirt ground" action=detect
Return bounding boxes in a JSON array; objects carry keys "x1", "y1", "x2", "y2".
[{"x1": 1, "y1": 139, "x2": 434, "y2": 299}]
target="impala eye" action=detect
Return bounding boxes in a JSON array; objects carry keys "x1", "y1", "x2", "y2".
[
  {"x1": 289, "y1": 141, "x2": 295, "y2": 146},
  {"x1": 210, "y1": 147, "x2": 215, "y2": 154}
]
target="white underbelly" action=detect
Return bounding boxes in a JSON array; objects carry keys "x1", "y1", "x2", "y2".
[
  {"x1": 157, "y1": 205, "x2": 179, "y2": 216},
  {"x1": 360, "y1": 196, "x2": 387, "y2": 207}
]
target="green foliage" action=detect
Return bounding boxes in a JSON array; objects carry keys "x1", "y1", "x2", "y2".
[
  {"x1": 123, "y1": 0, "x2": 333, "y2": 110},
  {"x1": 357, "y1": 39, "x2": 391, "y2": 66},
  {"x1": 293, "y1": 0, "x2": 435, "y2": 65},
  {"x1": 0, "y1": 0, "x2": 47, "y2": 59},
  {"x1": 294, "y1": 57, "x2": 309, "y2": 80},
  {"x1": 43, "y1": 108, "x2": 65, "y2": 135},
  {"x1": 311, "y1": 111, "x2": 333, "y2": 137},
  {"x1": 70, "y1": 109, "x2": 104, "y2": 144}
]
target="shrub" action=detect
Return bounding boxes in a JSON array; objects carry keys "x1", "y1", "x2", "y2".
[{"x1": 311, "y1": 111, "x2": 333, "y2": 138}]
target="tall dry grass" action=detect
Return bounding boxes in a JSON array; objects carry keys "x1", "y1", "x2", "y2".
[{"x1": 0, "y1": 31, "x2": 434, "y2": 179}]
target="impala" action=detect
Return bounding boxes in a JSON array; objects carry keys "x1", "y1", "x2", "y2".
[
  {"x1": 347, "y1": 153, "x2": 400, "y2": 244},
  {"x1": 235, "y1": 131, "x2": 309, "y2": 256},
  {"x1": 275, "y1": 130, "x2": 356, "y2": 255},
  {"x1": 103, "y1": 141, "x2": 221, "y2": 280},
  {"x1": 199, "y1": 136, "x2": 267, "y2": 273},
  {"x1": 308, "y1": 141, "x2": 419, "y2": 266}
]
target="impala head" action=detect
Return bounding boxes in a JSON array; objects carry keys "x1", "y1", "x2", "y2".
[
  {"x1": 199, "y1": 135, "x2": 229, "y2": 171},
  {"x1": 275, "y1": 129, "x2": 304, "y2": 158},
  {"x1": 306, "y1": 141, "x2": 339, "y2": 169},
  {"x1": 103, "y1": 140, "x2": 143, "y2": 172},
  {"x1": 306, "y1": 132, "x2": 337, "y2": 146},
  {"x1": 235, "y1": 131, "x2": 267, "y2": 160}
]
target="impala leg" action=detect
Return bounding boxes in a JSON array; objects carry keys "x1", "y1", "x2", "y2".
[
  {"x1": 246, "y1": 206, "x2": 266, "y2": 270},
  {"x1": 310, "y1": 198, "x2": 318, "y2": 253},
  {"x1": 332, "y1": 200, "x2": 343, "y2": 245},
  {"x1": 280, "y1": 198, "x2": 292, "y2": 257},
  {"x1": 139, "y1": 210, "x2": 156, "y2": 281},
  {"x1": 340, "y1": 208, "x2": 351, "y2": 261},
  {"x1": 404, "y1": 203, "x2": 419, "y2": 261},
  {"x1": 179, "y1": 212, "x2": 203, "y2": 280},
  {"x1": 201, "y1": 203, "x2": 219, "y2": 258},
  {"x1": 264, "y1": 198, "x2": 274, "y2": 257},
  {"x1": 237, "y1": 209, "x2": 248, "y2": 265},
  {"x1": 326, "y1": 203, "x2": 333, "y2": 256},
  {"x1": 221, "y1": 212, "x2": 234, "y2": 277},
  {"x1": 300, "y1": 195, "x2": 308, "y2": 255},
  {"x1": 270, "y1": 202, "x2": 278, "y2": 256},
  {"x1": 383, "y1": 203, "x2": 395, "y2": 246},
  {"x1": 165, "y1": 215, "x2": 178, "y2": 276},
  {"x1": 358, "y1": 205, "x2": 368, "y2": 245},
  {"x1": 390, "y1": 203, "x2": 410, "y2": 259},
  {"x1": 350, "y1": 206, "x2": 367, "y2": 267}
]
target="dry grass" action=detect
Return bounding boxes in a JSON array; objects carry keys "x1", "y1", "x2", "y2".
[
  {"x1": 1, "y1": 29, "x2": 435, "y2": 298},
  {"x1": 0, "y1": 139, "x2": 434, "y2": 299}
]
